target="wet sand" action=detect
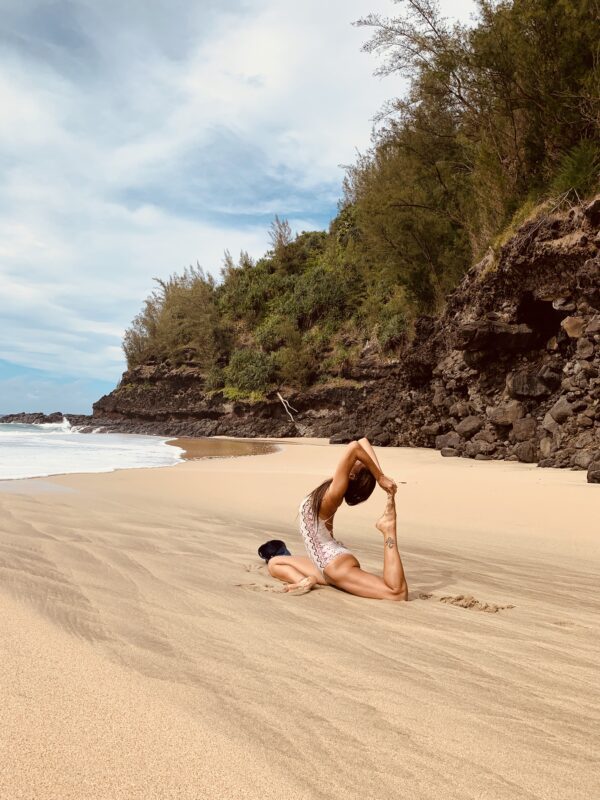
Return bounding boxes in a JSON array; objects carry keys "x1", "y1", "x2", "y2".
[
  {"x1": 0, "y1": 440, "x2": 598, "y2": 799},
  {"x1": 167, "y1": 435, "x2": 278, "y2": 460}
]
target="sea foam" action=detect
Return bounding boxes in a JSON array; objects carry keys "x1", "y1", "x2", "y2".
[{"x1": 0, "y1": 419, "x2": 183, "y2": 480}]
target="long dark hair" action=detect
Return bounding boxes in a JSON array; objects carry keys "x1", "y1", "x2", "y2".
[
  {"x1": 308, "y1": 467, "x2": 376, "y2": 522},
  {"x1": 309, "y1": 478, "x2": 333, "y2": 523}
]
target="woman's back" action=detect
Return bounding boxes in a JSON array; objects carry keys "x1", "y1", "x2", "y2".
[{"x1": 298, "y1": 495, "x2": 351, "y2": 574}]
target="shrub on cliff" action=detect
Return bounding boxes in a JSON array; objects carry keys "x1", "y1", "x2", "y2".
[
  {"x1": 123, "y1": 267, "x2": 222, "y2": 369},
  {"x1": 280, "y1": 264, "x2": 353, "y2": 330},
  {"x1": 551, "y1": 142, "x2": 600, "y2": 199},
  {"x1": 224, "y1": 349, "x2": 275, "y2": 393}
]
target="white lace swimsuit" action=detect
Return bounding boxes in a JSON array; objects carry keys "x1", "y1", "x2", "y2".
[{"x1": 298, "y1": 495, "x2": 353, "y2": 574}]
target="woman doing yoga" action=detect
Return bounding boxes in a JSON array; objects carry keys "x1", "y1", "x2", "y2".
[{"x1": 268, "y1": 438, "x2": 408, "y2": 600}]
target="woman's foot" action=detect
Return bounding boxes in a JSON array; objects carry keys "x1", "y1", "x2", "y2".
[
  {"x1": 283, "y1": 576, "x2": 317, "y2": 595},
  {"x1": 375, "y1": 494, "x2": 396, "y2": 536}
]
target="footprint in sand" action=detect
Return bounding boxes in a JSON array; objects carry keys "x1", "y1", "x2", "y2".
[
  {"x1": 236, "y1": 582, "x2": 286, "y2": 594},
  {"x1": 243, "y1": 563, "x2": 267, "y2": 574},
  {"x1": 419, "y1": 592, "x2": 514, "y2": 613},
  {"x1": 236, "y1": 578, "x2": 315, "y2": 596}
]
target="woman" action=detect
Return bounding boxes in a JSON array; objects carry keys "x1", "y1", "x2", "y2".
[{"x1": 268, "y1": 437, "x2": 408, "y2": 600}]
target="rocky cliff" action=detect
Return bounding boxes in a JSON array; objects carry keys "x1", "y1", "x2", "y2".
[{"x1": 93, "y1": 197, "x2": 600, "y2": 481}]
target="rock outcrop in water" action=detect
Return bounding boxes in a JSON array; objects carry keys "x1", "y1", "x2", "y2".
[
  {"x1": 0, "y1": 412, "x2": 67, "y2": 425},
  {"x1": 90, "y1": 198, "x2": 599, "y2": 482}
]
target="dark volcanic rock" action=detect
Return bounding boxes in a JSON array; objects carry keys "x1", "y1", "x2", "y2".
[
  {"x1": 488, "y1": 401, "x2": 524, "y2": 427},
  {"x1": 561, "y1": 316, "x2": 586, "y2": 338},
  {"x1": 441, "y1": 447, "x2": 459, "y2": 457},
  {"x1": 511, "y1": 417, "x2": 537, "y2": 442},
  {"x1": 435, "y1": 432, "x2": 461, "y2": 450},
  {"x1": 515, "y1": 441, "x2": 538, "y2": 463},
  {"x1": 549, "y1": 397, "x2": 574, "y2": 424},
  {"x1": 454, "y1": 321, "x2": 536, "y2": 352},
  {"x1": 455, "y1": 416, "x2": 483, "y2": 439},
  {"x1": 507, "y1": 370, "x2": 550, "y2": 399},
  {"x1": 329, "y1": 432, "x2": 354, "y2": 445},
  {"x1": 1, "y1": 411, "x2": 64, "y2": 424},
  {"x1": 587, "y1": 460, "x2": 600, "y2": 483},
  {"x1": 572, "y1": 450, "x2": 594, "y2": 470}
]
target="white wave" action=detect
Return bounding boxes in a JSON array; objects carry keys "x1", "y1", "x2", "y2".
[
  {"x1": 36, "y1": 417, "x2": 73, "y2": 433},
  {"x1": 0, "y1": 424, "x2": 184, "y2": 480}
]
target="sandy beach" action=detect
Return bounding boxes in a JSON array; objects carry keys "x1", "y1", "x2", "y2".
[{"x1": 0, "y1": 439, "x2": 598, "y2": 800}]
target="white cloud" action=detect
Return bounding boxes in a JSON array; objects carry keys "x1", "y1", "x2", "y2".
[{"x1": 0, "y1": 0, "x2": 477, "y2": 409}]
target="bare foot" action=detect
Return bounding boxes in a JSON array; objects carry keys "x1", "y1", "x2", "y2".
[
  {"x1": 375, "y1": 493, "x2": 396, "y2": 536},
  {"x1": 283, "y1": 576, "x2": 317, "y2": 595}
]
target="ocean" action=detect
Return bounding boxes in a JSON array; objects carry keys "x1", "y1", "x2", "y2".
[{"x1": 0, "y1": 419, "x2": 184, "y2": 480}]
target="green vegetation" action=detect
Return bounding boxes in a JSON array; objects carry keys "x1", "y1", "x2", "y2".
[{"x1": 123, "y1": 0, "x2": 599, "y2": 397}]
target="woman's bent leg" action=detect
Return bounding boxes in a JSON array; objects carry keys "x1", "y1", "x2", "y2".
[{"x1": 267, "y1": 555, "x2": 327, "y2": 589}]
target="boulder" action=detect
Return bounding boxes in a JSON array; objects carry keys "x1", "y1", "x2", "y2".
[
  {"x1": 588, "y1": 461, "x2": 600, "y2": 483},
  {"x1": 488, "y1": 400, "x2": 524, "y2": 426},
  {"x1": 576, "y1": 338, "x2": 595, "y2": 359},
  {"x1": 370, "y1": 431, "x2": 392, "y2": 446},
  {"x1": 512, "y1": 417, "x2": 537, "y2": 442},
  {"x1": 449, "y1": 400, "x2": 471, "y2": 418},
  {"x1": 515, "y1": 441, "x2": 537, "y2": 463},
  {"x1": 435, "y1": 431, "x2": 461, "y2": 450},
  {"x1": 506, "y1": 369, "x2": 550, "y2": 399},
  {"x1": 575, "y1": 430, "x2": 594, "y2": 448},
  {"x1": 549, "y1": 397, "x2": 574, "y2": 424},
  {"x1": 329, "y1": 432, "x2": 354, "y2": 444},
  {"x1": 585, "y1": 315, "x2": 600, "y2": 334},
  {"x1": 454, "y1": 321, "x2": 536, "y2": 352},
  {"x1": 465, "y1": 440, "x2": 495, "y2": 458},
  {"x1": 441, "y1": 447, "x2": 459, "y2": 457},
  {"x1": 561, "y1": 316, "x2": 586, "y2": 338},
  {"x1": 473, "y1": 429, "x2": 497, "y2": 444},
  {"x1": 454, "y1": 416, "x2": 484, "y2": 439},
  {"x1": 422, "y1": 422, "x2": 442, "y2": 436},
  {"x1": 572, "y1": 450, "x2": 594, "y2": 470}
]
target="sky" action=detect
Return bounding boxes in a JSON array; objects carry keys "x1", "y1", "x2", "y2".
[{"x1": 0, "y1": 0, "x2": 477, "y2": 414}]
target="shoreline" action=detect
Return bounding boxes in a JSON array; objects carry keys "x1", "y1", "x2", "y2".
[{"x1": 3, "y1": 411, "x2": 599, "y2": 482}]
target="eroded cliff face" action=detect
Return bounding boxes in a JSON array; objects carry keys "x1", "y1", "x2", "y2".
[{"x1": 93, "y1": 197, "x2": 600, "y2": 479}]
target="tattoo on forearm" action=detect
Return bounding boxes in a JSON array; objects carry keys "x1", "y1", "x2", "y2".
[{"x1": 385, "y1": 537, "x2": 394, "y2": 549}]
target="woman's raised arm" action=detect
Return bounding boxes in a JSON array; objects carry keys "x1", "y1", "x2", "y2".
[
  {"x1": 320, "y1": 441, "x2": 396, "y2": 519},
  {"x1": 358, "y1": 437, "x2": 382, "y2": 472}
]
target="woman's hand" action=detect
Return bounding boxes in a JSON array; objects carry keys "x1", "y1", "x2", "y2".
[{"x1": 377, "y1": 474, "x2": 397, "y2": 495}]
